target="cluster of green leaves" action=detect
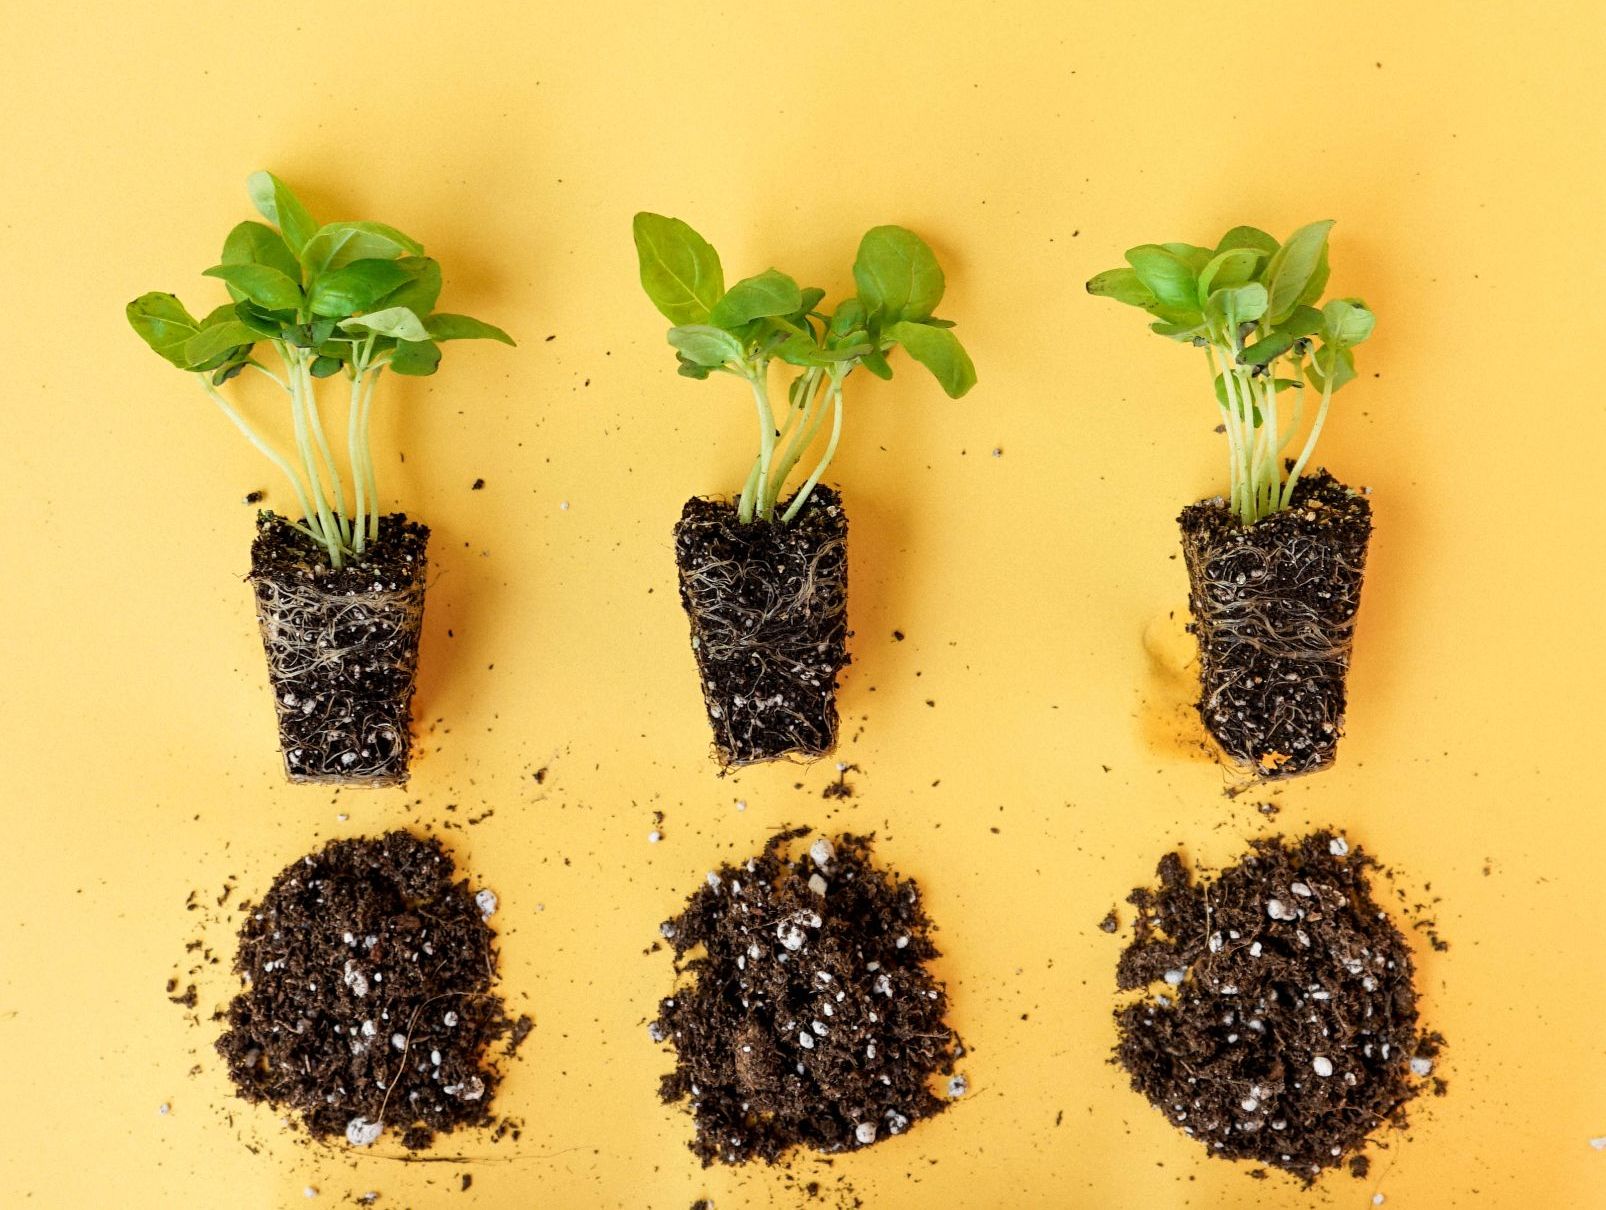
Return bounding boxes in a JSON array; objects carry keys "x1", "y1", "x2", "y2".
[
  {"x1": 1087, "y1": 221, "x2": 1374, "y2": 525},
  {"x1": 633, "y1": 213, "x2": 976, "y2": 523},
  {"x1": 128, "y1": 172, "x2": 513, "y2": 566}
]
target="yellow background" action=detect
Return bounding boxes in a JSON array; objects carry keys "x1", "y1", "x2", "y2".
[{"x1": 2, "y1": 1, "x2": 1602, "y2": 1206}]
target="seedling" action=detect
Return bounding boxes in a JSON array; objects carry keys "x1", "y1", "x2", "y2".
[
  {"x1": 1087, "y1": 221, "x2": 1373, "y2": 526},
  {"x1": 127, "y1": 171, "x2": 513, "y2": 566},
  {"x1": 632, "y1": 213, "x2": 977, "y2": 522}
]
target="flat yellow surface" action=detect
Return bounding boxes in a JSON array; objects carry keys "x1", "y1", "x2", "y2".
[{"x1": 2, "y1": 2, "x2": 1603, "y2": 1206}]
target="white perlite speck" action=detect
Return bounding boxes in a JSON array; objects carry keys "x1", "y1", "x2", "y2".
[
  {"x1": 1163, "y1": 969, "x2": 1185, "y2": 987},
  {"x1": 948, "y1": 1074, "x2": 968, "y2": 1098},
  {"x1": 475, "y1": 888, "x2": 498, "y2": 918},
  {"x1": 1267, "y1": 898, "x2": 1298, "y2": 921},
  {"x1": 1409, "y1": 1057, "x2": 1434, "y2": 1077},
  {"x1": 1330, "y1": 836, "x2": 1350, "y2": 857},
  {"x1": 810, "y1": 837, "x2": 834, "y2": 868},
  {"x1": 706, "y1": 871, "x2": 721, "y2": 890},
  {"x1": 343, "y1": 960, "x2": 369, "y2": 997},
  {"x1": 1312, "y1": 1056, "x2": 1335, "y2": 1077},
  {"x1": 345, "y1": 1117, "x2": 383, "y2": 1147},
  {"x1": 648, "y1": 1021, "x2": 667, "y2": 1043},
  {"x1": 1590, "y1": 1136, "x2": 1606, "y2": 1150},
  {"x1": 648, "y1": 831, "x2": 662, "y2": 844},
  {"x1": 808, "y1": 873, "x2": 828, "y2": 896},
  {"x1": 855, "y1": 1122, "x2": 877, "y2": 1145},
  {"x1": 158, "y1": 1102, "x2": 170, "y2": 1116},
  {"x1": 777, "y1": 922, "x2": 806, "y2": 951}
]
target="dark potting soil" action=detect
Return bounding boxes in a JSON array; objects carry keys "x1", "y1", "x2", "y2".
[
  {"x1": 1113, "y1": 830, "x2": 1440, "y2": 1182},
  {"x1": 1179, "y1": 470, "x2": 1371, "y2": 779},
  {"x1": 652, "y1": 828, "x2": 960, "y2": 1165},
  {"x1": 216, "y1": 831, "x2": 529, "y2": 1150},
  {"x1": 249, "y1": 512, "x2": 429, "y2": 785},
  {"x1": 674, "y1": 488, "x2": 849, "y2": 767}
]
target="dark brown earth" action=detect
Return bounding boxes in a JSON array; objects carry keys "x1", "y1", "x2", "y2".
[
  {"x1": 249, "y1": 512, "x2": 429, "y2": 785},
  {"x1": 215, "y1": 831, "x2": 529, "y2": 1150},
  {"x1": 1179, "y1": 470, "x2": 1371, "y2": 778},
  {"x1": 673, "y1": 488, "x2": 849, "y2": 767},
  {"x1": 1113, "y1": 830, "x2": 1440, "y2": 1182},
  {"x1": 652, "y1": 828, "x2": 960, "y2": 1165}
]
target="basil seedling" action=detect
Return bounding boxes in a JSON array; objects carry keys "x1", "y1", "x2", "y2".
[
  {"x1": 632, "y1": 214, "x2": 977, "y2": 523},
  {"x1": 127, "y1": 171, "x2": 514, "y2": 567},
  {"x1": 1088, "y1": 222, "x2": 1374, "y2": 526}
]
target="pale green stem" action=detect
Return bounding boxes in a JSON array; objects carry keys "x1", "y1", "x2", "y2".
[
  {"x1": 298, "y1": 355, "x2": 350, "y2": 544},
  {"x1": 282, "y1": 344, "x2": 343, "y2": 566},
  {"x1": 745, "y1": 364, "x2": 778, "y2": 521},
  {"x1": 1282, "y1": 371, "x2": 1336, "y2": 509},
  {"x1": 347, "y1": 361, "x2": 369, "y2": 555},
  {"x1": 1213, "y1": 341, "x2": 1254, "y2": 522},
  {"x1": 765, "y1": 368, "x2": 829, "y2": 515},
  {"x1": 1275, "y1": 362, "x2": 1307, "y2": 454},
  {"x1": 1205, "y1": 344, "x2": 1243, "y2": 515},
  {"x1": 198, "y1": 376, "x2": 318, "y2": 531},
  {"x1": 781, "y1": 376, "x2": 844, "y2": 524},
  {"x1": 358, "y1": 365, "x2": 384, "y2": 541},
  {"x1": 737, "y1": 456, "x2": 761, "y2": 518}
]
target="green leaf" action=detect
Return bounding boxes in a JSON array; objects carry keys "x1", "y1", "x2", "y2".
[
  {"x1": 1124, "y1": 245, "x2": 1200, "y2": 321},
  {"x1": 425, "y1": 313, "x2": 516, "y2": 345},
  {"x1": 776, "y1": 335, "x2": 871, "y2": 366},
  {"x1": 1297, "y1": 243, "x2": 1331, "y2": 309},
  {"x1": 830, "y1": 298, "x2": 869, "y2": 337},
  {"x1": 127, "y1": 293, "x2": 201, "y2": 367},
  {"x1": 632, "y1": 212, "x2": 724, "y2": 326},
  {"x1": 853, "y1": 226, "x2": 945, "y2": 322},
  {"x1": 676, "y1": 356, "x2": 713, "y2": 380},
  {"x1": 1279, "y1": 305, "x2": 1325, "y2": 341},
  {"x1": 667, "y1": 323, "x2": 744, "y2": 368},
  {"x1": 213, "y1": 360, "x2": 248, "y2": 385},
  {"x1": 307, "y1": 259, "x2": 413, "y2": 318},
  {"x1": 1215, "y1": 226, "x2": 1279, "y2": 256},
  {"x1": 389, "y1": 339, "x2": 442, "y2": 377},
  {"x1": 709, "y1": 269, "x2": 803, "y2": 330},
  {"x1": 309, "y1": 354, "x2": 345, "y2": 378},
  {"x1": 1161, "y1": 243, "x2": 1212, "y2": 275},
  {"x1": 376, "y1": 257, "x2": 442, "y2": 317},
  {"x1": 1206, "y1": 282, "x2": 1268, "y2": 326},
  {"x1": 221, "y1": 221, "x2": 301, "y2": 284},
  {"x1": 246, "y1": 171, "x2": 317, "y2": 257},
  {"x1": 884, "y1": 321, "x2": 977, "y2": 399},
  {"x1": 183, "y1": 319, "x2": 259, "y2": 367},
  {"x1": 1322, "y1": 297, "x2": 1375, "y2": 347},
  {"x1": 300, "y1": 221, "x2": 424, "y2": 278},
  {"x1": 796, "y1": 286, "x2": 826, "y2": 315},
  {"x1": 340, "y1": 306, "x2": 430, "y2": 342},
  {"x1": 1197, "y1": 248, "x2": 1263, "y2": 301},
  {"x1": 1086, "y1": 267, "x2": 1157, "y2": 308},
  {"x1": 1264, "y1": 220, "x2": 1335, "y2": 323},
  {"x1": 1307, "y1": 344, "x2": 1357, "y2": 392},
  {"x1": 202, "y1": 263, "x2": 303, "y2": 312},
  {"x1": 860, "y1": 348, "x2": 893, "y2": 380},
  {"x1": 1150, "y1": 320, "x2": 1204, "y2": 340},
  {"x1": 1237, "y1": 330, "x2": 1294, "y2": 367}
]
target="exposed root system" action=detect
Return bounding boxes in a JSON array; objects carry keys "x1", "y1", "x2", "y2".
[
  {"x1": 652, "y1": 828, "x2": 960, "y2": 1165},
  {"x1": 1179, "y1": 471, "x2": 1371, "y2": 778},
  {"x1": 249, "y1": 512, "x2": 429, "y2": 785},
  {"x1": 215, "y1": 831, "x2": 530, "y2": 1150},
  {"x1": 674, "y1": 488, "x2": 849, "y2": 766},
  {"x1": 1113, "y1": 830, "x2": 1440, "y2": 1183}
]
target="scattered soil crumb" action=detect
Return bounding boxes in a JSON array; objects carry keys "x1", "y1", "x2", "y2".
[{"x1": 822, "y1": 763, "x2": 861, "y2": 800}]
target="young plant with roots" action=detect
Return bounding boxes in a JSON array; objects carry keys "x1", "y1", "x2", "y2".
[
  {"x1": 1087, "y1": 221, "x2": 1374, "y2": 526},
  {"x1": 632, "y1": 213, "x2": 977, "y2": 523},
  {"x1": 127, "y1": 172, "x2": 514, "y2": 567}
]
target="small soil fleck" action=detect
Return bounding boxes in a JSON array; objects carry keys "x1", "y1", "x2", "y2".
[
  {"x1": 1179, "y1": 471, "x2": 1371, "y2": 778},
  {"x1": 674, "y1": 488, "x2": 849, "y2": 766},
  {"x1": 216, "y1": 831, "x2": 529, "y2": 1149},
  {"x1": 652, "y1": 828, "x2": 959, "y2": 1165},
  {"x1": 1112, "y1": 830, "x2": 1441, "y2": 1182}
]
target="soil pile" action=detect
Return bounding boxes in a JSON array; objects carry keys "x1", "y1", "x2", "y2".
[
  {"x1": 1113, "y1": 830, "x2": 1440, "y2": 1182},
  {"x1": 674, "y1": 488, "x2": 849, "y2": 766},
  {"x1": 216, "y1": 831, "x2": 529, "y2": 1149},
  {"x1": 652, "y1": 828, "x2": 960, "y2": 1165},
  {"x1": 1179, "y1": 471, "x2": 1371, "y2": 777}
]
